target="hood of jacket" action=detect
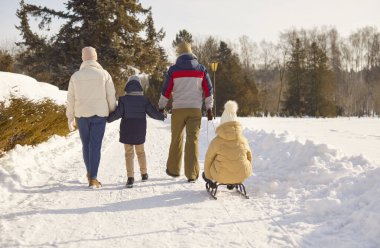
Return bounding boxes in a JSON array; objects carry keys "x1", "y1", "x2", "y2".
[
  {"x1": 125, "y1": 79, "x2": 143, "y2": 93},
  {"x1": 216, "y1": 121, "x2": 243, "y2": 141},
  {"x1": 175, "y1": 53, "x2": 199, "y2": 70},
  {"x1": 79, "y1": 60, "x2": 103, "y2": 70}
]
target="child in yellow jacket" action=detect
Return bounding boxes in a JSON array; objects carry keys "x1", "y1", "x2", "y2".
[{"x1": 203, "y1": 100, "x2": 252, "y2": 188}]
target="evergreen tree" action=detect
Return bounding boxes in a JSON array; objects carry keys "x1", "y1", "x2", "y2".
[
  {"x1": 16, "y1": 0, "x2": 167, "y2": 95},
  {"x1": 139, "y1": 11, "x2": 166, "y2": 75},
  {"x1": 306, "y1": 42, "x2": 336, "y2": 117},
  {"x1": 172, "y1": 29, "x2": 193, "y2": 48},
  {"x1": 146, "y1": 47, "x2": 169, "y2": 106},
  {"x1": 215, "y1": 41, "x2": 259, "y2": 116},
  {"x1": 283, "y1": 38, "x2": 307, "y2": 116},
  {"x1": 284, "y1": 39, "x2": 336, "y2": 117},
  {"x1": 306, "y1": 42, "x2": 320, "y2": 116}
]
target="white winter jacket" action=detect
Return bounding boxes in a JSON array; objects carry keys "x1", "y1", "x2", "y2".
[{"x1": 66, "y1": 60, "x2": 116, "y2": 122}]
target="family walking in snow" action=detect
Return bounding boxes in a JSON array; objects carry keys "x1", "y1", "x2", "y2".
[{"x1": 65, "y1": 42, "x2": 252, "y2": 193}]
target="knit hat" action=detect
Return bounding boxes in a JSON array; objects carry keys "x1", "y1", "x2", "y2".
[
  {"x1": 125, "y1": 75, "x2": 144, "y2": 94},
  {"x1": 82, "y1": 46, "x2": 97, "y2": 61},
  {"x1": 127, "y1": 75, "x2": 142, "y2": 85},
  {"x1": 176, "y1": 42, "x2": 192, "y2": 55},
  {"x1": 220, "y1": 100, "x2": 238, "y2": 125}
]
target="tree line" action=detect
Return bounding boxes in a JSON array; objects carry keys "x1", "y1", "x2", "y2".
[
  {"x1": 235, "y1": 27, "x2": 380, "y2": 117},
  {"x1": 0, "y1": 0, "x2": 379, "y2": 117},
  {"x1": 158, "y1": 27, "x2": 380, "y2": 117}
]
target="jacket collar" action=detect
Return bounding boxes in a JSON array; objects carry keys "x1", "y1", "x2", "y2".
[
  {"x1": 175, "y1": 53, "x2": 199, "y2": 69},
  {"x1": 80, "y1": 60, "x2": 103, "y2": 70},
  {"x1": 126, "y1": 92, "x2": 144, "y2": 96}
]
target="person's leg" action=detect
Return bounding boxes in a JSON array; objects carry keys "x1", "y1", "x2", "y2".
[
  {"x1": 135, "y1": 144, "x2": 147, "y2": 175},
  {"x1": 88, "y1": 116, "x2": 106, "y2": 179},
  {"x1": 166, "y1": 109, "x2": 186, "y2": 176},
  {"x1": 184, "y1": 109, "x2": 201, "y2": 180},
  {"x1": 124, "y1": 144, "x2": 135, "y2": 178},
  {"x1": 76, "y1": 117, "x2": 90, "y2": 175}
]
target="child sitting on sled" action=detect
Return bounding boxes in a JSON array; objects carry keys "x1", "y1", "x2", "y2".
[
  {"x1": 202, "y1": 100, "x2": 252, "y2": 190},
  {"x1": 108, "y1": 75, "x2": 165, "y2": 188}
]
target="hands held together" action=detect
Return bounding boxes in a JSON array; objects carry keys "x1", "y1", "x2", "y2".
[
  {"x1": 159, "y1": 108, "x2": 167, "y2": 119},
  {"x1": 207, "y1": 108, "x2": 213, "y2": 121}
]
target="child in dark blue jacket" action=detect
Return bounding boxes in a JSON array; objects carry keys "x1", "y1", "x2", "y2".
[{"x1": 108, "y1": 75, "x2": 164, "y2": 188}]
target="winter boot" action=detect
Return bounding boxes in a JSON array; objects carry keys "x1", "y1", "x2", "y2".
[
  {"x1": 227, "y1": 184, "x2": 235, "y2": 190},
  {"x1": 126, "y1": 177, "x2": 134, "y2": 188},
  {"x1": 188, "y1": 178, "x2": 197, "y2": 183},
  {"x1": 141, "y1": 173, "x2": 148, "y2": 182},
  {"x1": 202, "y1": 172, "x2": 216, "y2": 189},
  {"x1": 89, "y1": 179, "x2": 102, "y2": 189}
]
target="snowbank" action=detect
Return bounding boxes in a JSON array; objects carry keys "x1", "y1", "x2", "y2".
[
  {"x1": 247, "y1": 128, "x2": 380, "y2": 247},
  {"x1": 0, "y1": 72, "x2": 67, "y2": 106}
]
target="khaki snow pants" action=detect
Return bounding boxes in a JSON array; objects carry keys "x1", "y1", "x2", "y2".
[
  {"x1": 124, "y1": 144, "x2": 147, "y2": 177},
  {"x1": 166, "y1": 108, "x2": 201, "y2": 180}
]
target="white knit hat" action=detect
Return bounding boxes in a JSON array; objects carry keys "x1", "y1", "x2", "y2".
[
  {"x1": 220, "y1": 100, "x2": 238, "y2": 125},
  {"x1": 82, "y1": 46, "x2": 97, "y2": 61},
  {"x1": 127, "y1": 75, "x2": 141, "y2": 83}
]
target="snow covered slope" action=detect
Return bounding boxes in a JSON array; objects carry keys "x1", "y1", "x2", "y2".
[
  {"x1": 0, "y1": 72, "x2": 66, "y2": 106},
  {"x1": 0, "y1": 73, "x2": 379, "y2": 247}
]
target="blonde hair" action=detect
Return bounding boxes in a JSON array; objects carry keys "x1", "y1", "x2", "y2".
[{"x1": 176, "y1": 42, "x2": 192, "y2": 55}]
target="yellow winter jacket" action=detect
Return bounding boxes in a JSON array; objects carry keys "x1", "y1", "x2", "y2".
[{"x1": 204, "y1": 121, "x2": 252, "y2": 184}]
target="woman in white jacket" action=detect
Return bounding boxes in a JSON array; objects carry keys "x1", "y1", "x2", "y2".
[{"x1": 66, "y1": 47, "x2": 116, "y2": 188}]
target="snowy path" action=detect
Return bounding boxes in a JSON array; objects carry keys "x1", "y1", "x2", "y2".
[{"x1": 1, "y1": 117, "x2": 380, "y2": 247}]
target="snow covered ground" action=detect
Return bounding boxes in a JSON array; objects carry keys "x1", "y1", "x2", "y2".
[
  {"x1": 1, "y1": 73, "x2": 380, "y2": 247},
  {"x1": 240, "y1": 117, "x2": 380, "y2": 165},
  {"x1": 0, "y1": 72, "x2": 67, "y2": 106}
]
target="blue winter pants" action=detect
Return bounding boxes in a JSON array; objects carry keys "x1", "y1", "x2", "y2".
[{"x1": 76, "y1": 116, "x2": 107, "y2": 180}]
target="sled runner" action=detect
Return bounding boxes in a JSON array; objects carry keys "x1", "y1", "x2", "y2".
[{"x1": 205, "y1": 181, "x2": 249, "y2": 200}]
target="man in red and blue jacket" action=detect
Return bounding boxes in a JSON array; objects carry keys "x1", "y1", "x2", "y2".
[{"x1": 158, "y1": 42, "x2": 214, "y2": 182}]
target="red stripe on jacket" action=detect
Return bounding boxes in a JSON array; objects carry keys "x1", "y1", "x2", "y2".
[
  {"x1": 172, "y1": 70, "x2": 205, "y2": 79},
  {"x1": 164, "y1": 70, "x2": 209, "y2": 99},
  {"x1": 164, "y1": 77, "x2": 174, "y2": 98}
]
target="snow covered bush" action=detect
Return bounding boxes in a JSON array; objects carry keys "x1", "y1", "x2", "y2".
[{"x1": 0, "y1": 97, "x2": 69, "y2": 156}]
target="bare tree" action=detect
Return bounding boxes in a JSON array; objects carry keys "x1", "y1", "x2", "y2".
[{"x1": 238, "y1": 35, "x2": 258, "y2": 71}]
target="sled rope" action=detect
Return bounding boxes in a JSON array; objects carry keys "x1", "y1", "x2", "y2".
[
  {"x1": 217, "y1": 200, "x2": 255, "y2": 248},
  {"x1": 206, "y1": 119, "x2": 217, "y2": 144},
  {"x1": 255, "y1": 200, "x2": 299, "y2": 248}
]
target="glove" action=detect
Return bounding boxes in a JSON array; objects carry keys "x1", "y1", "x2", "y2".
[
  {"x1": 159, "y1": 108, "x2": 167, "y2": 119},
  {"x1": 68, "y1": 119, "x2": 76, "y2": 132},
  {"x1": 207, "y1": 109, "x2": 213, "y2": 121}
]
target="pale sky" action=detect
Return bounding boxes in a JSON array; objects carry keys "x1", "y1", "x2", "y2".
[{"x1": 1, "y1": 0, "x2": 380, "y2": 55}]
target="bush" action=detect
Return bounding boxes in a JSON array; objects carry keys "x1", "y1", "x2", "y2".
[
  {"x1": 0, "y1": 49, "x2": 15, "y2": 72},
  {"x1": 0, "y1": 97, "x2": 69, "y2": 157}
]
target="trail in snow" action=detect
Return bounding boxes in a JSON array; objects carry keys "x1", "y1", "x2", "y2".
[{"x1": 1, "y1": 116, "x2": 379, "y2": 248}]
